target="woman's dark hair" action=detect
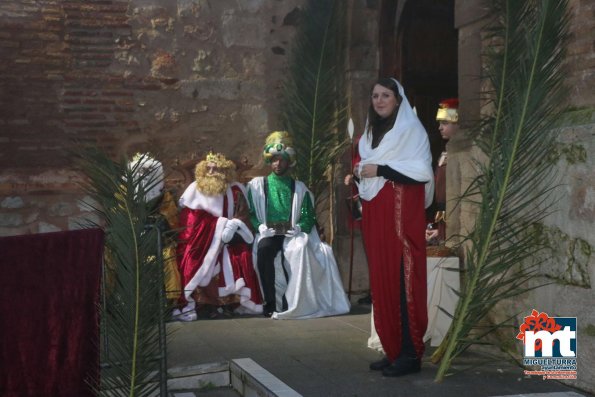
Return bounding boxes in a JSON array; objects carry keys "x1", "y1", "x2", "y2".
[{"x1": 367, "y1": 77, "x2": 402, "y2": 148}]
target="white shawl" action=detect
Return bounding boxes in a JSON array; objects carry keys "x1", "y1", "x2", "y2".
[{"x1": 356, "y1": 79, "x2": 434, "y2": 208}]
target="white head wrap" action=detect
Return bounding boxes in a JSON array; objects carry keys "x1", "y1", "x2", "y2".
[
  {"x1": 128, "y1": 154, "x2": 165, "y2": 202},
  {"x1": 356, "y1": 78, "x2": 434, "y2": 208}
]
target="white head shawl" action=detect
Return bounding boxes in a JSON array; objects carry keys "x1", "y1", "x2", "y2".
[
  {"x1": 128, "y1": 154, "x2": 165, "y2": 202},
  {"x1": 356, "y1": 78, "x2": 434, "y2": 208}
]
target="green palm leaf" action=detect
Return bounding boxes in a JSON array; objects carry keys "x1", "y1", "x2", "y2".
[
  {"x1": 433, "y1": 0, "x2": 569, "y2": 381},
  {"x1": 76, "y1": 149, "x2": 168, "y2": 396},
  {"x1": 279, "y1": 0, "x2": 349, "y2": 201}
]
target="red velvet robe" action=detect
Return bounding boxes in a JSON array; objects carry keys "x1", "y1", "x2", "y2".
[
  {"x1": 361, "y1": 182, "x2": 428, "y2": 361},
  {"x1": 177, "y1": 185, "x2": 262, "y2": 311}
]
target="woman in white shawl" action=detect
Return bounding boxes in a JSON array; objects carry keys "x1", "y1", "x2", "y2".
[{"x1": 353, "y1": 78, "x2": 434, "y2": 377}]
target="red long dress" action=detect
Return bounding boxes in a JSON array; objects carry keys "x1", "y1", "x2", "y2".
[{"x1": 361, "y1": 181, "x2": 428, "y2": 361}]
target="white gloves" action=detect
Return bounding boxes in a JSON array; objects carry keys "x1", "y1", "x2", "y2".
[
  {"x1": 258, "y1": 224, "x2": 301, "y2": 238},
  {"x1": 284, "y1": 224, "x2": 301, "y2": 238},
  {"x1": 222, "y1": 219, "x2": 241, "y2": 243},
  {"x1": 221, "y1": 225, "x2": 235, "y2": 243},
  {"x1": 258, "y1": 223, "x2": 276, "y2": 238}
]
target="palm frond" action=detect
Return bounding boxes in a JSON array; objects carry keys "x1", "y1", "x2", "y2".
[
  {"x1": 279, "y1": 0, "x2": 349, "y2": 200},
  {"x1": 75, "y1": 149, "x2": 168, "y2": 396},
  {"x1": 433, "y1": 0, "x2": 570, "y2": 381}
]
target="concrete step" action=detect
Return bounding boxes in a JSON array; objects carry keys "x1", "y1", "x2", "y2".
[{"x1": 168, "y1": 358, "x2": 302, "y2": 397}]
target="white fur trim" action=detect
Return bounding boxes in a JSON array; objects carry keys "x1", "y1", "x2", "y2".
[
  {"x1": 183, "y1": 217, "x2": 226, "y2": 300},
  {"x1": 218, "y1": 246, "x2": 236, "y2": 296},
  {"x1": 179, "y1": 181, "x2": 225, "y2": 216},
  {"x1": 234, "y1": 300, "x2": 263, "y2": 314},
  {"x1": 235, "y1": 220, "x2": 254, "y2": 244}
]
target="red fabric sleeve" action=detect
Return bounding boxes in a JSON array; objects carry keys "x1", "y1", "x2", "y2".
[{"x1": 177, "y1": 207, "x2": 219, "y2": 304}]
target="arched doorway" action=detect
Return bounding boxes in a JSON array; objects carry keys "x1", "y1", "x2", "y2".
[{"x1": 378, "y1": 0, "x2": 458, "y2": 169}]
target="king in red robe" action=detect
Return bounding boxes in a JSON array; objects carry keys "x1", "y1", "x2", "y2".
[{"x1": 175, "y1": 153, "x2": 263, "y2": 320}]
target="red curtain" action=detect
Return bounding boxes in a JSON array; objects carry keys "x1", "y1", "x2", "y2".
[{"x1": 0, "y1": 228, "x2": 104, "y2": 397}]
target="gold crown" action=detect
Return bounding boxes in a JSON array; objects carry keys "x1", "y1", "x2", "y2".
[
  {"x1": 205, "y1": 151, "x2": 227, "y2": 166},
  {"x1": 436, "y1": 98, "x2": 459, "y2": 122},
  {"x1": 203, "y1": 152, "x2": 236, "y2": 172}
]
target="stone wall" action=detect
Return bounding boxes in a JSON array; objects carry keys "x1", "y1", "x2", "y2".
[
  {"x1": 333, "y1": 0, "x2": 381, "y2": 296},
  {"x1": 0, "y1": 0, "x2": 305, "y2": 236}
]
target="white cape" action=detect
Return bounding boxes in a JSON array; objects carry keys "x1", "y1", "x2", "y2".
[{"x1": 247, "y1": 177, "x2": 351, "y2": 320}]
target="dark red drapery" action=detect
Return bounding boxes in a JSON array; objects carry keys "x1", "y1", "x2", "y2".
[{"x1": 0, "y1": 228, "x2": 104, "y2": 397}]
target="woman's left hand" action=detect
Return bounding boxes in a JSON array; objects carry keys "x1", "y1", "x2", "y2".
[{"x1": 360, "y1": 164, "x2": 378, "y2": 179}]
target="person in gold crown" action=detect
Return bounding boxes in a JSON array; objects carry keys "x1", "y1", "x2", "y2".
[
  {"x1": 426, "y1": 98, "x2": 459, "y2": 245},
  {"x1": 247, "y1": 131, "x2": 350, "y2": 319},
  {"x1": 174, "y1": 152, "x2": 263, "y2": 321}
]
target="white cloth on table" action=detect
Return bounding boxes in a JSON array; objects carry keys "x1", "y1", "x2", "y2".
[{"x1": 424, "y1": 256, "x2": 460, "y2": 346}]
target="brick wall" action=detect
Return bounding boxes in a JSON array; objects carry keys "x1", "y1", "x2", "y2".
[
  {"x1": 0, "y1": 0, "x2": 304, "y2": 235},
  {"x1": 0, "y1": 1, "x2": 137, "y2": 168}
]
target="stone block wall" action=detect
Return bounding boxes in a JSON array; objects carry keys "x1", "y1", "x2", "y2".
[
  {"x1": 0, "y1": 0, "x2": 306, "y2": 236},
  {"x1": 566, "y1": 0, "x2": 595, "y2": 107},
  {"x1": 333, "y1": 0, "x2": 381, "y2": 296}
]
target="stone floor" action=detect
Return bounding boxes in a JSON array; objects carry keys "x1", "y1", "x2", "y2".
[{"x1": 166, "y1": 304, "x2": 592, "y2": 397}]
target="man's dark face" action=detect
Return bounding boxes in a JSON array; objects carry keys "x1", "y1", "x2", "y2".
[{"x1": 271, "y1": 155, "x2": 290, "y2": 176}]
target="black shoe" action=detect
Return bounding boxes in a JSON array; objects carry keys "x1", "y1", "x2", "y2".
[
  {"x1": 381, "y1": 356, "x2": 421, "y2": 377},
  {"x1": 221, "y1": 305, "x2": 235, "y2": 318},
  {"x1": 358, "y1": 294, "x2": 372, "y2": 305},
  {"x1": 263, "y1": 304, "x2": 275, "y2": 318},
  {"x1": 369, "y1": 356, "x2": 392, "y2": 371}
]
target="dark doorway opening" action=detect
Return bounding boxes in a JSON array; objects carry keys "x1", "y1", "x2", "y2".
[{"x1": 378, "y1": 0, "x2": 458, "y2": 170}]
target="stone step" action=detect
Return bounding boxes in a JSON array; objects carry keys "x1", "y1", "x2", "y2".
[{"x1": 168, "y1": 358, "x2": 302, "y2": 397}]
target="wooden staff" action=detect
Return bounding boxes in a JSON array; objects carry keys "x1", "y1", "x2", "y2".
[{"x1": 347, "y1": 118, "x2": 355, "y2": 300}]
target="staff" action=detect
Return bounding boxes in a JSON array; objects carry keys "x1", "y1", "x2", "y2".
[{"x1": 346, "y1": 118, "x2": 355, "y2": 300}]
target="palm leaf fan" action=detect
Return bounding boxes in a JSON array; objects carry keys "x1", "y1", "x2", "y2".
[
  {"x1": 433, "y1": 0, "x2": 570, "y2": 381},
  {"x1": 279, "y1": 0, "x2": 349, "y2": 201},
  {"x1": 75, "y1": 149, "x2": 168, "y2": 396}
]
